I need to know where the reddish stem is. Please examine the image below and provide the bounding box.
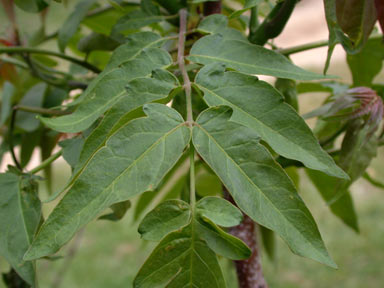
[225,188,268,288]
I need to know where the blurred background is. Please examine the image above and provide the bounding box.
[0,0,383,287]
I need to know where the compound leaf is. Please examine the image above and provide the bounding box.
[58,0,97,52]
[195,216,251,260]
[0,173,41,286]
[347,37,384,86]
[194,64,348,179]
[138,200,191,241]
[24,104,191,260]
[188,34,328,80]
[192,106,336,267]
[134,223,226,288]
[196,196,243,227]
[41,32,172,133]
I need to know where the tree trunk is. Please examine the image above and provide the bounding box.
[225,189,268,288]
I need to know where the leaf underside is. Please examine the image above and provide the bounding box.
[24,104,191,260]
[192,106,336,268]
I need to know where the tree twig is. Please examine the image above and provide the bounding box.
[224,188,268,288]
[0,47,101,73]
[15,105,71,116]
[177,9,193,124]
[9,108,22,171]
[29,150,63,175]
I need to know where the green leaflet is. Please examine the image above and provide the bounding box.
[335,0,377,46]
[195,166,222,197]
[192,106,336,267]
[71,69,180,183]
[99,200,132,221]
[196,196,243,227]
[58,0,97,52]
[195,216,251,260]
[188,34,328,80]
[0,173,41,286]
[197,14,246,41]
[194,64,348,179]
[135,197,251,287]
[16,83,46,132]
[24,104,191,260]
[347,37,384,86]
[134,223,226,288]
[105,32,166,70]
[40,32,172,133]
[138,200,191,241]
[323,0,361,72]
[59,136,85,168]
[133,152,190,221]
[78,33,120,53]
[229,0,262,18]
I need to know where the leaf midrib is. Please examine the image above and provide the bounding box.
[189,54,318,78]
[50,37,170,128]
[193,123,326,261]
[196,84,328,168]
[30,122,187,253]
[17,177,32,246]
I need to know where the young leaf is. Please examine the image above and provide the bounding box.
[134,223,226,288]
[192,106,336,267]
[195,216,251,260]
[16,83,46,132]
[24,104,191,260]
[72,69,180,181]
[194,64,348,179]
[195,167,222,197]
[336,0,377,46]
[78,32,120,53]
[197,14,246,41]
[59,136,85,169]
[58,0,97,52]
[133,152,189,221]
[138,200,191,241]
[41,32,172,133]
[188,34,328,80]
[99,200,131,221]
[196,196,243,227]
[347,37,384,86]
[229,0,262,18]
[323,0,363,72]
[0,173,41,286]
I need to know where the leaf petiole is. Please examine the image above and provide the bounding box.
[29,150,63,175]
